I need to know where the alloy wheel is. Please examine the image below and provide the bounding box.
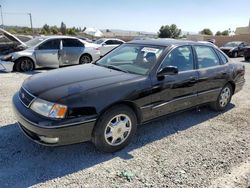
[219,87,231,107]
[20,59,34,72]
[80,55,91,64]
[104,114,132,146]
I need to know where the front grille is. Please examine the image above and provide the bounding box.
[19,87,35,107]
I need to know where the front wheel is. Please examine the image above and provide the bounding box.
[92,105,137,152]
[245,57,250,61]
[15,57,34,72]
[79,54,92,64]
[210,84,233,111]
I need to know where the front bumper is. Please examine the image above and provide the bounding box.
[0,60,14,72]
[12,92,97,146]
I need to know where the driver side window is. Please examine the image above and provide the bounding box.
[161,46,194,72]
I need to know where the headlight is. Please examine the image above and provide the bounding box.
[30,98,67,119]
[229,48,235,52]
[1,54,12,61]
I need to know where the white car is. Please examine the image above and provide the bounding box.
[0,34,101,72]
[94,38,124,56]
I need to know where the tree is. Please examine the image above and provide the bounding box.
[41,24,50,34]
[200,28,213,35]
[60,22,67,35]
[67,28,76,35]
[50,25,59,34]
[82,27,86,32]
[215,31,221,36]
[158,24,181,38]
[221,30,229,36]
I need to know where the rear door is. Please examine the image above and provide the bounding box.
[35,39,60,68]
[193,45,230,104]
[61,38,85,65]
[150,45,199,119]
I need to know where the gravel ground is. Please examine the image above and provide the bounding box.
[0,58,249,188]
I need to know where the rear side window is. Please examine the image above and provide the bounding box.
[112,40,123,45]
[216,50,228,64]
[105,40,113,45]
[194,46,220,68]
[38,39,60,50]
[63,39,84,47]
[161,45,194,72]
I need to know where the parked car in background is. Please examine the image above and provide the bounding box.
[13,39,245,152]
[243,45,250,61]
[1,36,100,72]
[220,41,249,58]
[94,38,124,56]
[77,36,92,43]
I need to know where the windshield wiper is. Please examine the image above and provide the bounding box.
[104,65,129,73]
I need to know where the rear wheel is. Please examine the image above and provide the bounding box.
[79,54,92,64]
[15,57,34,72]
[210,84,233,111]
[92,105,137,152]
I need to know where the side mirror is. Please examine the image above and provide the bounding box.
[157,66,178,77]
[102,43,106,46]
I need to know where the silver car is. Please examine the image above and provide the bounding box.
[1,35,100,72]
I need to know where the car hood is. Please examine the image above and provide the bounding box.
[0,28,27,47]
[23,64,141,102]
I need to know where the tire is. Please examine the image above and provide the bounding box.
[92,105,137,152]
[15,57,34,72]
[245,57,250,61]
[233,51,238,58]
[210,84,233,111]
[79,54,92,64]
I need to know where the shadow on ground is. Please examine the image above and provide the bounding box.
[0,104,234,187]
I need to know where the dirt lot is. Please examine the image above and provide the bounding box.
[0,58,249,188]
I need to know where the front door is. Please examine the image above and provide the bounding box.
[150,45,199,119]
[35,39,60,68]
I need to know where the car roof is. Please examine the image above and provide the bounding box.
[127,39,216,47]
[40,35,78,40]
[99,38,123,41]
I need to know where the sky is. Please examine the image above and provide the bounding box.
[0,0,249,34]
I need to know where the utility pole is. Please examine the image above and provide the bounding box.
[28,13,33,34]
[0,5,4,29]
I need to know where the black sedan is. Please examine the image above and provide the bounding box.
[13,39,245,152]
[220,41,249,58]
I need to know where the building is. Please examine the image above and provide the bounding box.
[235,19,250,35]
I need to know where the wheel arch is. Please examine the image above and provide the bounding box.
[97,100,143,125]
[227,81,235,94]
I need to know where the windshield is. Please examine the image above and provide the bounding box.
[224,42,241,47]
[25,37,46,47]
[94,39,104,44]
[96,44,165,75]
